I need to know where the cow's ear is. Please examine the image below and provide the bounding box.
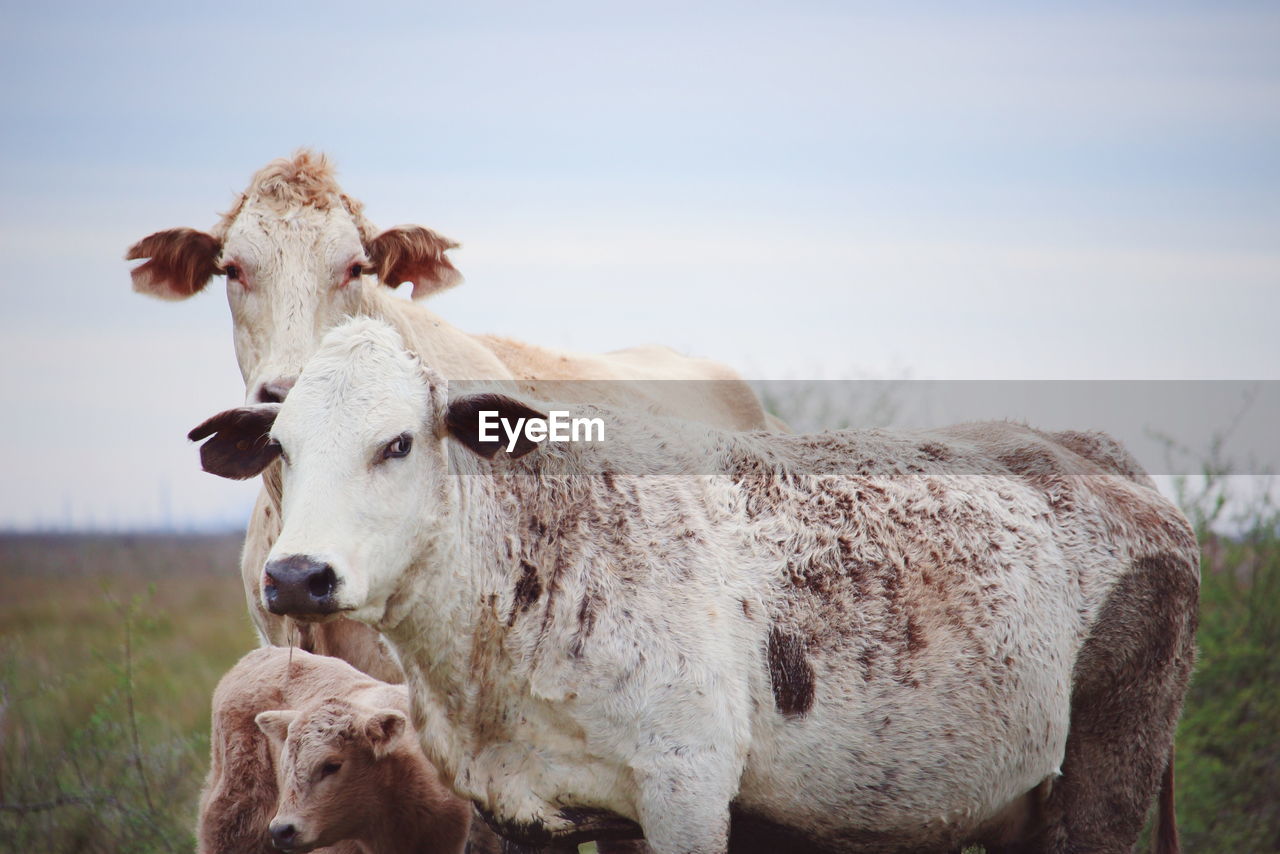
[367,225,462,299]
[444,393,547,459]
[255,710,298,747]
[362,709,407,759]
[188,404,282,479]
[126,228,221,300]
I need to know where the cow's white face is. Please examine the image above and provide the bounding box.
[220,203,371,405]
[265,320,449,626]
[126,151,462,406]
[188,317,547,628]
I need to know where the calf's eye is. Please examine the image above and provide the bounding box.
[382,434,412,460]
[224,264,241,280]
[349,263,364,279]
[319,761,342,778]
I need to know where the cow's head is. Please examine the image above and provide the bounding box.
[126,150,461,405]
[189,318,545,627]
[256,698,408,853]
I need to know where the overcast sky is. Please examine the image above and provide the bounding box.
[1,1,1277,529]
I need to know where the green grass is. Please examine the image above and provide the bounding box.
[1170,525,1280,852]
[0,533,257,853]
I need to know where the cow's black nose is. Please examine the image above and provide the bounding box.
[264,555,340,616]
[269,820,298,849]
[257,378,296,404]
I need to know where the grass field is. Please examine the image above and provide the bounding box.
[0,533,257,853]
[2,511,1277,852]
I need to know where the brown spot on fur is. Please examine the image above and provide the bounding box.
[509,561,542,626]
[569,592,599,658]
[998,446,1063,481]
[919,442,951,462]
[905,613,927,655]
[767,627,815,718]
[468,597,511,747]
[857,646,877,679]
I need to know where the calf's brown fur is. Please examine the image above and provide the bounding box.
[256,695,472,854]
[200,647,497,854]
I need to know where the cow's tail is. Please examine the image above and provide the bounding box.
[1154,754,1180,854]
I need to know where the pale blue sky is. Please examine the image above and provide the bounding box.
[1,1,1277,528]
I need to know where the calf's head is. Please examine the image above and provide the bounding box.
[127,150,461,404]
[255,698,408,853]
[189,318,545,626]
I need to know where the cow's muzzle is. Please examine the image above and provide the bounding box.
[264,555,341,617]
[269,817,311,852]
[256,376,297,404]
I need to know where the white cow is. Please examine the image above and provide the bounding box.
[192,318,1198,854]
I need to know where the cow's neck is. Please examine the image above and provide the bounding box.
[383,466,514,677]
[359,286,515,383]
[381,465,549,776]
[363,750,454,854]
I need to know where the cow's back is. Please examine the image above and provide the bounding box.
[719,425,1195,851]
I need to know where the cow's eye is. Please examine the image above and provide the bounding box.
[349,263,365,279]
[224,264,241,280]
[382,434,412,460]
[319,761,342,778]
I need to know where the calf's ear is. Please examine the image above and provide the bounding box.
[363,709,407,759]
[367,225,462,299]
[126,228,221,300]
[445,393,548,459]
[188,404,282,479]
[255,710,298,747]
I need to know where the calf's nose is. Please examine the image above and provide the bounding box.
[269,819,298,850]
[257,377,296,403]
[264,555,340,616]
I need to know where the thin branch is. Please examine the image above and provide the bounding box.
[123,613,156,815]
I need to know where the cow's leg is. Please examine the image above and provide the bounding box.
[632,762,734,854]
[1025,553,1198,853]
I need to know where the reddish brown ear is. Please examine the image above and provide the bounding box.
[126,228,221,300]
[188,404,282,480]
[367,225,462,299]
[445,393,548,459]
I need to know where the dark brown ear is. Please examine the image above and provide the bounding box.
[367,225,462,299]
[126,228,221,300]
[188,404,282,479]
[445,394,547,459]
